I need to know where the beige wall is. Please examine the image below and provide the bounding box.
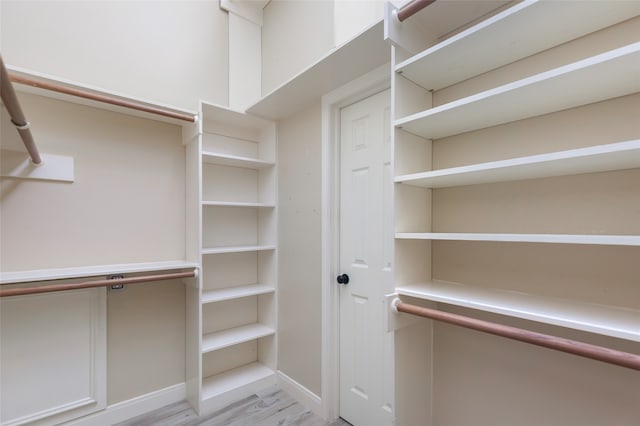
[0,0,228,110]
[277,102,323,396]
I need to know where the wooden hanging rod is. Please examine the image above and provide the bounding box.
[9,73,196,123]
[0,270,196,297]
[396,0,437,22]
[0,56,43,164]
[393,299,640,371]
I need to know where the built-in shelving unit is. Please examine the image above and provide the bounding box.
[388,1,640,423]
[184,102,277,415]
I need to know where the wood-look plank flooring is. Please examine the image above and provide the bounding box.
[115,386,351,426]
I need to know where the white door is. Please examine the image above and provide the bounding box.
[339,89,394,426]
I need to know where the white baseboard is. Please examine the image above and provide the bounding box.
[276,370,323,418]
[62,383,186,426]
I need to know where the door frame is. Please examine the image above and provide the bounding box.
[320,63,390,420]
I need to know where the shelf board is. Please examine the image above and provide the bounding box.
[202,201,275,208]
[396,0,640,91]
[7,65,196,126]
[201,101,273,130]
[202,151,275,169]
[202,285,275,304]
[395,42,640,139]
[395,140,640,188]
[202,245,276,255]
[246,21,388,120]
[202,323,275,354]
[202,362,275,401]
[396,281,640,342]
[396,233,640,246]
[0,260,199,285]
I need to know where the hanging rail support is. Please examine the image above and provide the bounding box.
[395,0,437,22]
[0,270,197,298]
[392,298,640,371]
[0,55,42,165]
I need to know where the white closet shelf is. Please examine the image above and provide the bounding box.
[202,151,275,169]
[202,201,275,208]
[395,42,640,139]
[202,362,276,402]
[396,281,640,342]
[395,0,640,91]
[202,245,276,255]
[396,233,640,246]
[202,323,275,354]
[395,140,640,188]
[0,260,199,285]
[202,285,275,304]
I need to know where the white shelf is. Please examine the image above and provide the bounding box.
[202,362,275,401]
[395,43,640,139]
[396,233,640,246]
[396,281,640,342]
[395,0,640,91]
[202,323,275,354]
[202,245,276,255]
[202,201,275,208]
[0,260,199,285]
[202,151,275,169]
[247,21,388,120]
[202,285,275,304]
[395,140,640,188]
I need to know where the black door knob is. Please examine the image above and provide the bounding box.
[337,274,349,285]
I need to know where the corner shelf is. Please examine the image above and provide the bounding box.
[396,281,640,342]
[395,140,640,188]
[395,42,640,139]
[396,233,640,246]
[202,323,275,354]
[202,285,275,304]
[395,0,640,91]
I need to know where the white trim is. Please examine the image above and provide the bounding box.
[320,63,391,421]
[277,371,323,417]
[62,383,186,426]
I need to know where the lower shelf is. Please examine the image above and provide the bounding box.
[202,362,275,401]
[202,284,275,304]
[202,323,275,353]
[396,281,640,342]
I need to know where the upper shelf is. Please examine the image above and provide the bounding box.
[395,140,640,188]
[396,281,640,342]
[7,65,197,126]
[247,21,389,120]
[395,0,640,91]
[0,260,199,285]
[202,151,275,169]
[396,233,640,246]
[395,42,640,139]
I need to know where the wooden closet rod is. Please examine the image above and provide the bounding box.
[0,270,196,298]
[8,73,196,123]
[0,55,43,164]
[393,300,640,371]
[396,0,437,22]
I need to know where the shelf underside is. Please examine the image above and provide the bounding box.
[202,285,275,304]
[201,362,275,401]
[395,140,640,188]
[396,281,640,342]
[202,323,275,354]
[396,233,640,246]
[396,43,640,139]
[396,0,640,91]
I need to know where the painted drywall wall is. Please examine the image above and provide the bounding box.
[334,0,384,47]
[0,0,228,110]
[261,0,334,96]
[277,102,322,396]
[1,93,187,405]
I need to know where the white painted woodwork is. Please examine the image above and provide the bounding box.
[396,233,640,246]
[339,90,393,426]
[202,285,275,304]
[248,22,389,120]
[395,140,640,188]
[201,362,275,402]
[396,43,640,139]
[202,324,275,353]
[202,201,275,208]
[0,289,106,426]
[395,0,640,91]
[201,152,275,169]
[228,12,261,110]
[0,150,74,182]
[202,245,276,255]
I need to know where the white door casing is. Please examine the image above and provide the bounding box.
[339,89,393,426]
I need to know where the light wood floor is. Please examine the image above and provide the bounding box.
[115,386,351,426]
